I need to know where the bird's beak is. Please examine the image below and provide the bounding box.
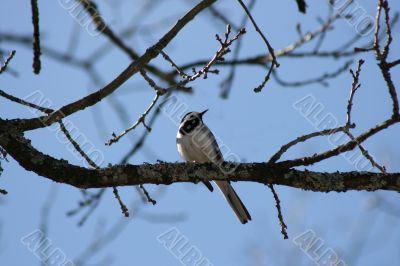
[200,109,208,117]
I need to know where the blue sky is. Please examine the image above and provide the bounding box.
[1,0,400,265]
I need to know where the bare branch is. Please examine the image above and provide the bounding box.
[374,0,399,117]
[0,50,16,74]
[106,88,162,145]
[272,60,353,88]
[235,0,279,92]
[346,59,364,127]
[278,117,399,169]
[164,25,246,92]
[387,59,400,68]
[343,129,386,173]
[2,126,400,193]
[112,187,129,217]
[268,126,352,164]
[159,50,189,78]
[30,0,41,74]
[10,0,217,131]
[267,184,288,239]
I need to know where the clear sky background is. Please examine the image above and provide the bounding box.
[1,0,400,265]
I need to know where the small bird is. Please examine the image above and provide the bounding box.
[176,109,251,224]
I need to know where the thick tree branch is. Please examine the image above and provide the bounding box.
[1,126,400,193]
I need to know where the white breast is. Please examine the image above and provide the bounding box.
[176,125,222,163]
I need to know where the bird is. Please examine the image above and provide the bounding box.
[176,109,251,224]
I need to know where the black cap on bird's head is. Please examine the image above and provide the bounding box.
[180,109,208,123]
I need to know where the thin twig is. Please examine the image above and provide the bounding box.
[66,188,106,226]
[373,0,383,56]
[159,50,188,78]
[168,25,246,92]
[139,185,157,205]
[39,185,58,266]
[267,184,288,239]
[235,0,279,92]
[106,87,163,145]
[30,0,41,74]
[344,129,386,173]
[0,50,16,74]
[346,59,364,127]
[381,0,392,60]
[272,60,353,88]
[0,89,52,113]
[269,126,352,163]
[235,0,278,65]
[113,187,130,217]
[59,121,98,168]
[344,59,386,172]
[374,0,399,117]
[76,189,105,226]
[387,59,400,68]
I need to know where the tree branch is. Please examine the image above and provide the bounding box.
[1,126,400,193]
[10,0,216,132]
[30,0,41,74]
[0,50,16,74]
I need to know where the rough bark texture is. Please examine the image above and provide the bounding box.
[1,127,399,192]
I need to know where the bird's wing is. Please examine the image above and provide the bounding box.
[197,125,224,164]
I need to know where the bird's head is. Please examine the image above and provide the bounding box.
[180,109,208,124]
[179,109,208,134]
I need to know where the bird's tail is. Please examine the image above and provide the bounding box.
[214,180,251,224]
